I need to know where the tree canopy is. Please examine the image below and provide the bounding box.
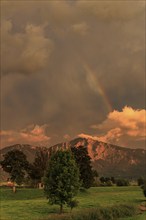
[71,146,94,188]
[1,149,29,185]
[44,150,80,213]
[28,147,49,185]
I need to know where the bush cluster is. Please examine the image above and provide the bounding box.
[92,177,115,187]
[94,177,130,187]
[141,180,146,197]
[116,179,129,186]
[137,177,144,186]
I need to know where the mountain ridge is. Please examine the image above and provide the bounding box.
[0,137,146,180]
[50,137,146,178]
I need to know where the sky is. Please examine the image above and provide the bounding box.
[0,0,146,149]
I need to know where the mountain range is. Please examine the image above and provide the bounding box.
[0,137,146,181]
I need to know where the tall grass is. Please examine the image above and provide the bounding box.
[46,204,137,220]
[1,186,144,220]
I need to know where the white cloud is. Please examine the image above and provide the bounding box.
[63,134,71,140]
[85,106,145,148]
[1,1,145,149]
[0,124,50,148]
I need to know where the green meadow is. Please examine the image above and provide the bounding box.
[0,186,146,220]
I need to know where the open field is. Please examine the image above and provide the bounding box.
[0,186,146,220]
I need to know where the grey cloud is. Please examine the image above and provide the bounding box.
[1,20,53,75]
[2,1,144,25]
[1,1,145,148]
[76,0,145,21]
[71,22,88,35]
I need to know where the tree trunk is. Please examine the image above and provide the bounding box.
[60,204,63,214]
[12,182,16,193]
[38,182,42,189]
[12,185,16,193]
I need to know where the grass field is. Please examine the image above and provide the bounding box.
[0,186,146,220]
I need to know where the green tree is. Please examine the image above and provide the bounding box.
[27,164,42,187]
[141,180,146,197]
[137,177,144,186]
[111,177,116,184]
[44,150,80,214]
[100,176,106,183]
[0,150,29,191]
[28,147,49,186]
[71,146,94,188]
[92,169,99,179]
[116,178,129,186]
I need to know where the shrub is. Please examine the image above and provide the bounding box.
[116,179,129,186]
[106,180,113,186]
[142,180,146,197]
[137,177,144,186]
[92,180,101,187]
[98,177,114,187]
[67,199,79,212]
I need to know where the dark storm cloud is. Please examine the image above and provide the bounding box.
[1,0,145,148]
[1,20,53,75]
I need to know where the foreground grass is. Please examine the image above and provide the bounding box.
[0,186,145,220]
[120,212,146,220]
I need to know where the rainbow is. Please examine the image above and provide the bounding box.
[83,63,113,113]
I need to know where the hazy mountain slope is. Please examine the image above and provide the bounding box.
[0,144,37,163]
[51,137,146,178]
[0,144,37,182]
[0,138,146,181]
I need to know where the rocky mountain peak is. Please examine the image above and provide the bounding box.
[1,137,146,179]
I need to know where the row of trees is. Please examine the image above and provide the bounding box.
[1,146,96,213]
[99,176,130,186]
[1,146,146,213]
[0,146,96,189]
